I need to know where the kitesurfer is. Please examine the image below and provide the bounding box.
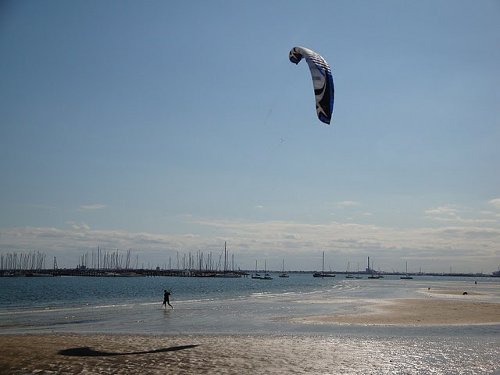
[163,290,173,309]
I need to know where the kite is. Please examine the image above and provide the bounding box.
[289,46,334,124]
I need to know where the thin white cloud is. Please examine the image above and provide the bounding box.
[425,204,499,225]
[79,204,107,211]
[425,205,458,217]
[67,221,91,231]
[428,216,496,224]
[336,200,360,207]
[488,198,500,210]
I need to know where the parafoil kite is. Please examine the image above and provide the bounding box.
[289,46,334,124]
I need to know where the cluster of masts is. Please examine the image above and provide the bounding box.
[1,248,495,277]
[76,242,241,274]
[77,248,137,270]
[0,244,241,274]
[0,243,247,277]
[0,251,46,271]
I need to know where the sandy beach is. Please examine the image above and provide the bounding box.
[294,298,500,326]
[1,330,499,375]
[1,293,499,374]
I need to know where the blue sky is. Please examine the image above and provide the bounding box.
[1,0,499,273]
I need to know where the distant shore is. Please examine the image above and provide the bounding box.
[1,269,498,277]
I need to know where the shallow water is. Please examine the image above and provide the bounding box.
[1,274,498,335]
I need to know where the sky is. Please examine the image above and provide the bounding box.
[1,0,499,273]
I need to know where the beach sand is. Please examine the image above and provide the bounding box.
[1,294,499,374]
[1,331,499,375]
[294,298,500,325]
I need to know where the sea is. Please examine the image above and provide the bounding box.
[1,274,499,374]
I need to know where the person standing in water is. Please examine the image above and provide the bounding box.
[163,290,173,309]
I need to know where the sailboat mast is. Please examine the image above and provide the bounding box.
[224,241,227,273]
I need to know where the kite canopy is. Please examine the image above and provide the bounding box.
[289,46,334,124]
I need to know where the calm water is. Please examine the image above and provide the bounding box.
[0,274,498,335]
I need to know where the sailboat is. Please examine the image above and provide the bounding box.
[279,259,289,278]
[215,242,241,277]
[355,262,363,279]
[367,256,381,279]
[262,260,273,280]
[251,260,262,279]
[313,251,335,278]
[400,261,413,279]
[345,261,354,279]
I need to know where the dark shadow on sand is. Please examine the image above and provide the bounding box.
[58,344,199,357]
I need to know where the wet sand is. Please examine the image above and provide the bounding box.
[295,298,500,325]
[285,286,499,326]
[1,332,499,374]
